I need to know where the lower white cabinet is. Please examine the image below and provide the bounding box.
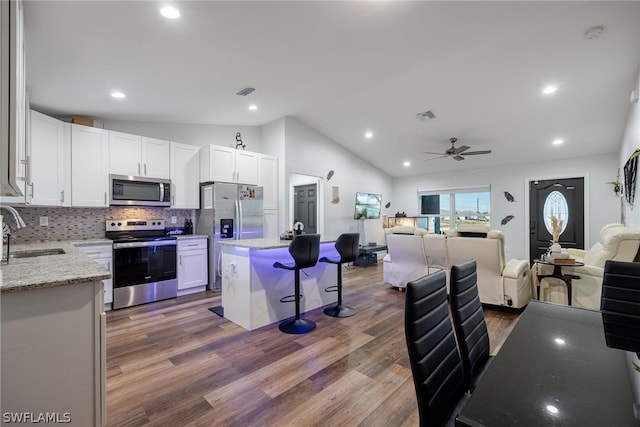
[76,243,113,309]
[177,238,208,294]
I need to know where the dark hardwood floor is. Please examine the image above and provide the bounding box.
[106,263,520,427]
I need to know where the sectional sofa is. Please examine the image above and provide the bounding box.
[382,224,531,309]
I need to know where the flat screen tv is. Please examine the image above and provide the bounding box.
[354,192,382,220]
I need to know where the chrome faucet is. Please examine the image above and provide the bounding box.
[1,206,26,230]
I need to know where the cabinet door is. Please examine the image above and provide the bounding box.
[29,111,66,206]
[141,136,170,178]
[201,145,235,183]
[258,154,277,210]
[178,249,208,290]
[71,125,109,207]
[94,257,113,305]
[109,131,142,176]
[235,150,258,185]
[263,209,279,239]
[171,142,199,209]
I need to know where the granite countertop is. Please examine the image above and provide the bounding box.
[175,234,208,240]
[218,236,337,250]
[1,240,112,294]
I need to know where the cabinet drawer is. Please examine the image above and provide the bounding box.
[178,239,207,251]
[76,244,112,259]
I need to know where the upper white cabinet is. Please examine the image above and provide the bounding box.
[258,154,277,210]
[109,131,170,179]
[200,145,258,185]
[71,124,109,207]
[28,110,70,206]
[171,142,199,209]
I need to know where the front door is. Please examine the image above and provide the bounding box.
[529,177,585,265]
[294,184,317,234]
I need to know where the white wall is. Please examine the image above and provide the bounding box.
[101,119,262,151]
[619,67,640,229]
[282,117,393,244]
[392,153,619,261]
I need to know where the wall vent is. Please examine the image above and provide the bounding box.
[236,86,256,96]
[416,110,435,121]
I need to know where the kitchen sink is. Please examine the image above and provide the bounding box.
[9,248,66,258]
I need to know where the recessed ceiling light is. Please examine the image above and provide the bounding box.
[552,138,564,145]
[160,6,180,19]
[403,161,411,167]
[546,405,559,415]
[543,85,557,95]
[111,91,126,99]
[364,131,373,139]
[248,105,258,111]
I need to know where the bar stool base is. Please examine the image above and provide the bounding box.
[324,305,355,318]
[279,318,316,334]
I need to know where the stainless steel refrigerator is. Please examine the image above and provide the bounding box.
[196,182,263,296]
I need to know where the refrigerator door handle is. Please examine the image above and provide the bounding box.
[237,199,244,239]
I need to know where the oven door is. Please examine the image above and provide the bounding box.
[112,240,177,288]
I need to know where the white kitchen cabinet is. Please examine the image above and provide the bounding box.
[109,132,170,178]
[263,209,279,239]
[28,110,70,206]
[258,153,277,210]
[77,243,113,309]
[177,238,208,295]
[170,142,199,209]
[71,124,109,207]
[200,144,258,185]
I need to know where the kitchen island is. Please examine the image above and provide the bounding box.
[218,237,340,331]
[1,240,109,426]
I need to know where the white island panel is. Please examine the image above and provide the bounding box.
[220,239,340,330]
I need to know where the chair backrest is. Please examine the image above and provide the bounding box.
[583,225,640,267]
[449,260,490,391]
[405,270,466,427]
[600,260,640,354]
[289,234,321,269]
[385,233,427,264]
[422,233,449,270]
[334,233,360,263]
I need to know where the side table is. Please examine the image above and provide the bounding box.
[533,259,584,306]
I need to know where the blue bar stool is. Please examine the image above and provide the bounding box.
[319,233,360,317]
[273,234,321,334]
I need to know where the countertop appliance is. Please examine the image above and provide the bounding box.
[196,182,263,309]
[106,219,177,309]
[109,174,171,207]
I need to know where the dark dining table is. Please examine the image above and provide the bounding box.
[455,300,639,426]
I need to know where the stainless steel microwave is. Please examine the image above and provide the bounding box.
[110,174,171,207]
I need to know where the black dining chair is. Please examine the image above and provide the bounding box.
[273,234,321,334]
[600,260,640,357]
[405,270,467,427]
[449,259,492,392]
[319,233,360,317]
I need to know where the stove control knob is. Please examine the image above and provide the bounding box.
[152,221,156,225]
[117,222,122,226]
[110,222,116,227]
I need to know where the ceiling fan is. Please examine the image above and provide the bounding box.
[424,137,492,161]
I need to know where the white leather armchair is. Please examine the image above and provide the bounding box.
[383,226,429,288]
[446,225,531,309]
[535,223,640,310]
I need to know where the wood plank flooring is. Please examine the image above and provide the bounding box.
[106,263,520,427]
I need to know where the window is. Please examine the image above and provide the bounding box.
[418,186,491,233]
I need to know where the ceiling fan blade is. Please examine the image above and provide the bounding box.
[462,150,492,156]
[453,155,465,161]
[454,145,470,154]
[424,155,448,161]
[423,151,446,155]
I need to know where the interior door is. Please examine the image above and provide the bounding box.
[294,184,317,234]
[529,177,584,264]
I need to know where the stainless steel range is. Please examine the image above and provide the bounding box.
[106,219,177,309]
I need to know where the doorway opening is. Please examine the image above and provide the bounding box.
[289,173,323,236]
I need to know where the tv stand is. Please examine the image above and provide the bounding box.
[353,244,387,267]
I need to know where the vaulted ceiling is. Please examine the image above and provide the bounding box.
[24,1,640,177]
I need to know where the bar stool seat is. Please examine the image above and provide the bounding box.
[273,234,321,334]
[319,233,360,317]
